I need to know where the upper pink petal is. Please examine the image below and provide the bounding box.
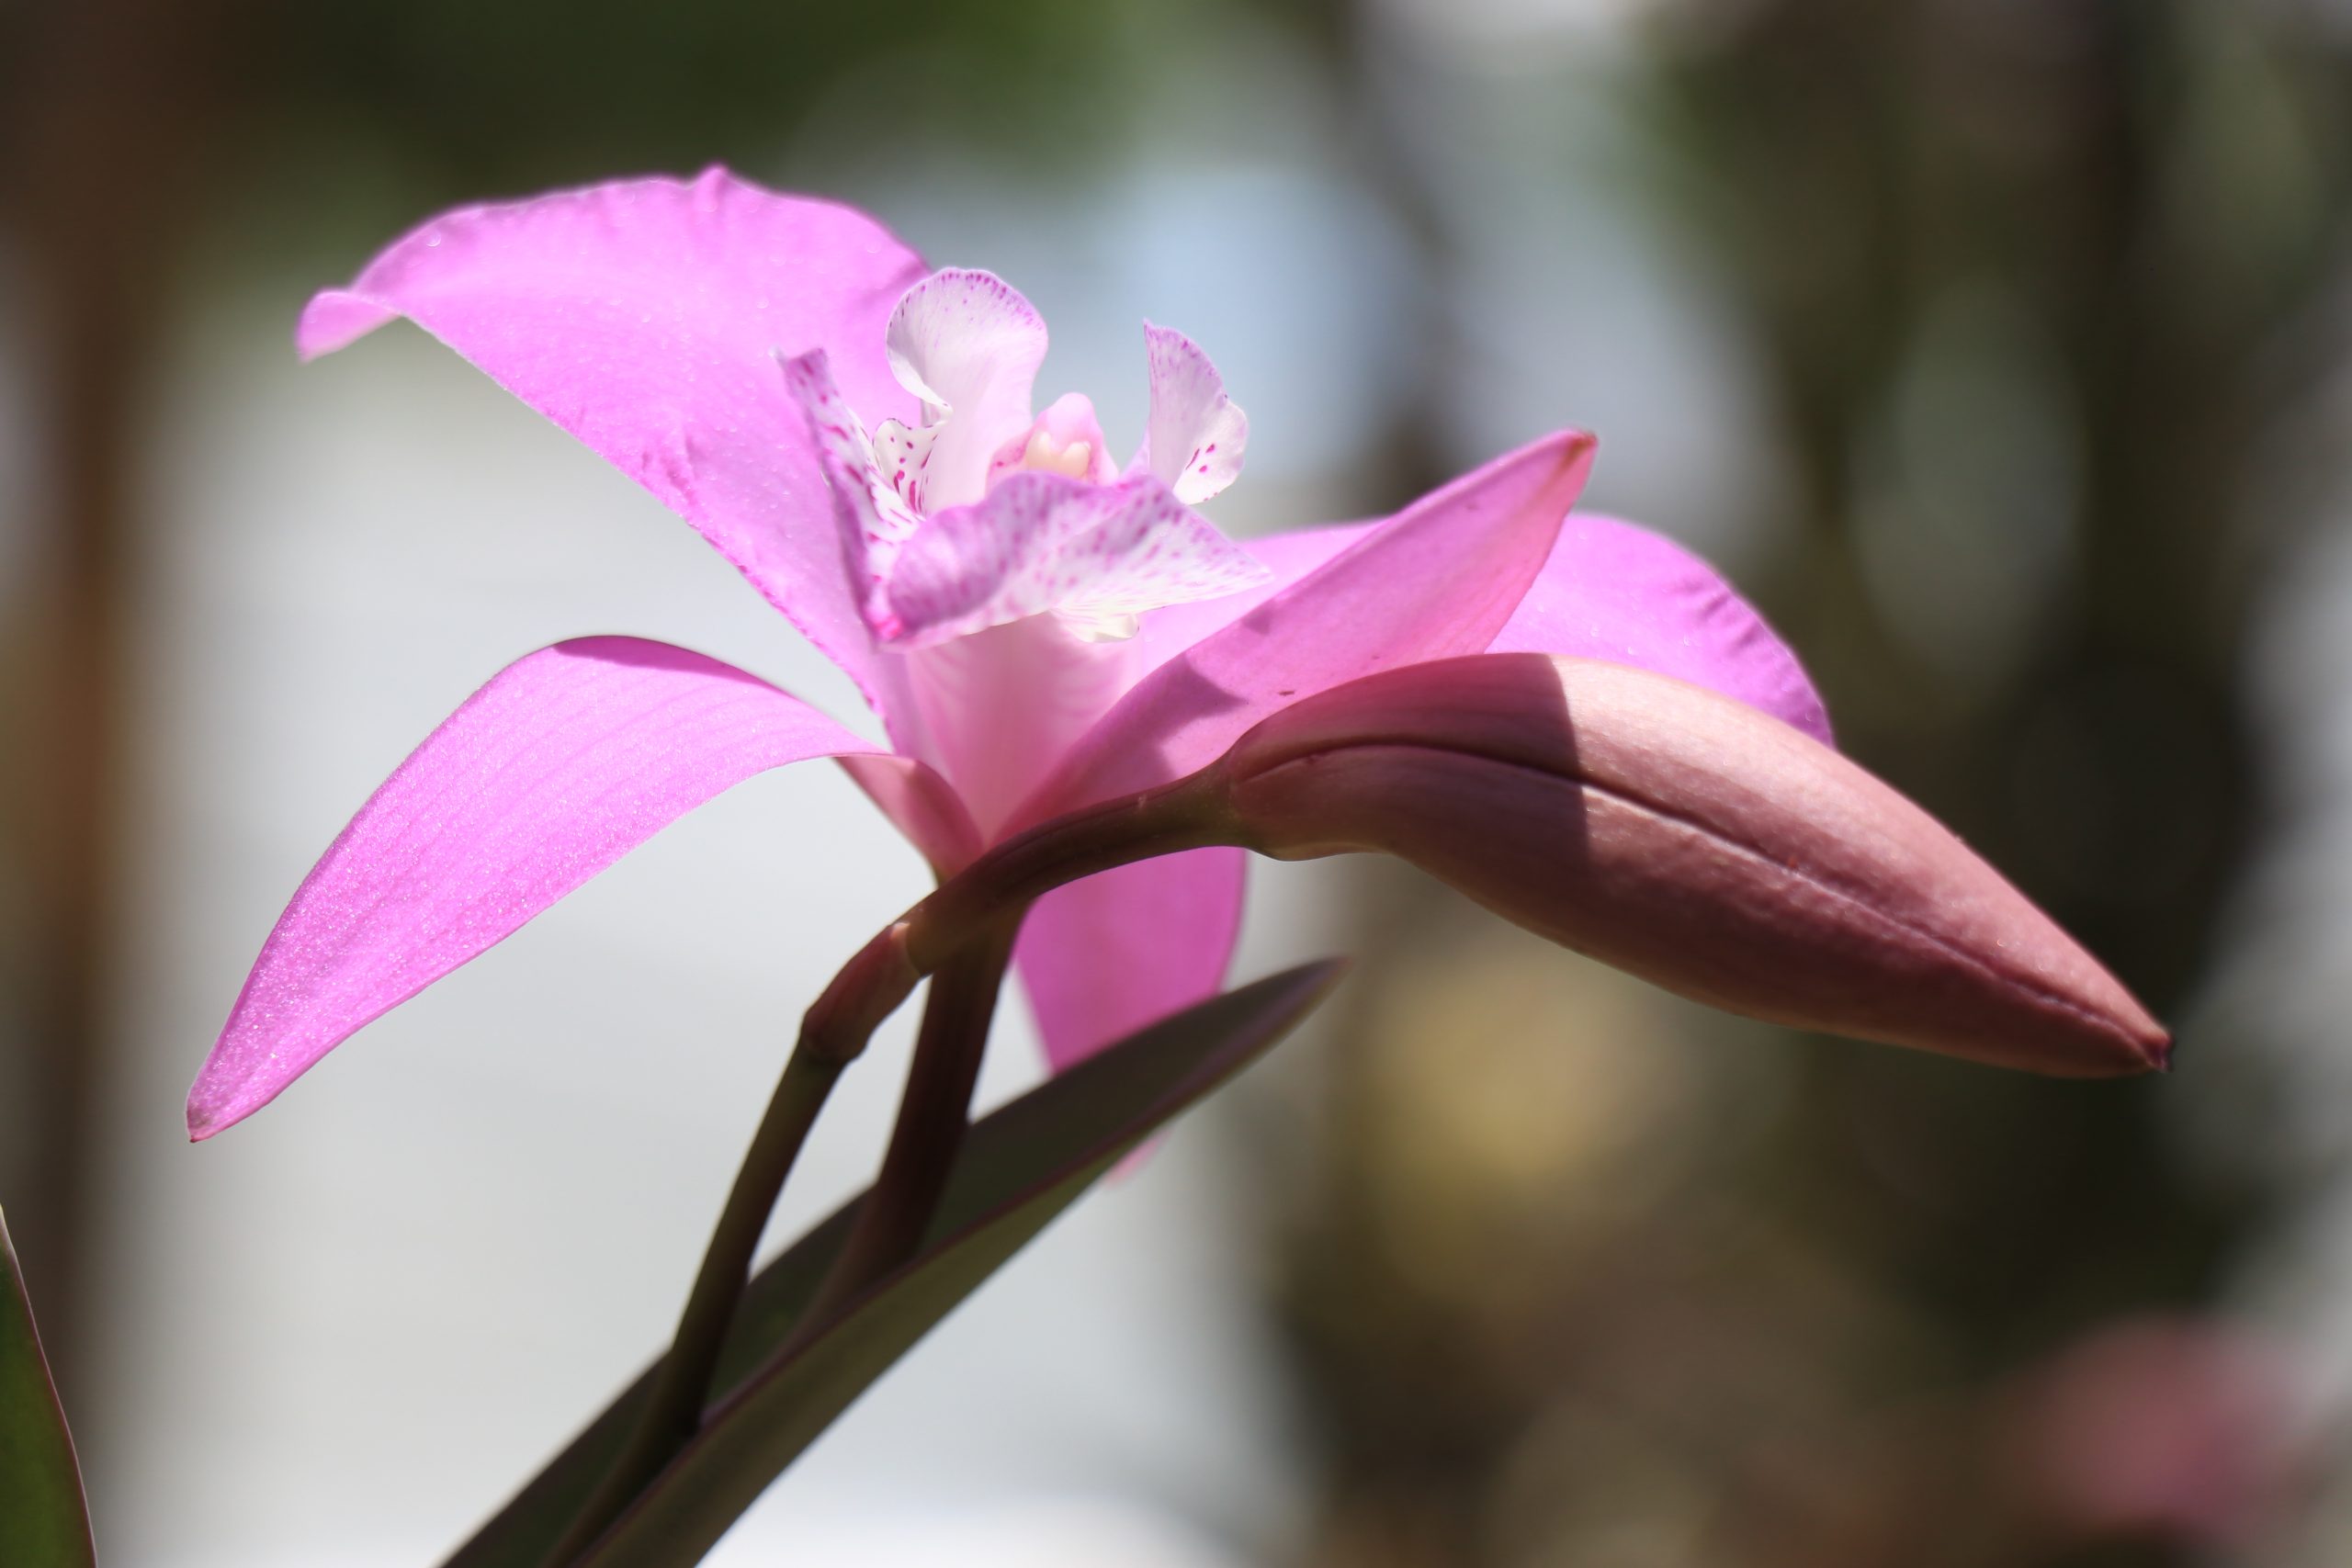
[296,169,926,714]
[1132,512,1828,744]
[1015,848,1247,1072]
[1133,323,1248,505]
[1013,430,1596,825]
[187,637,971,1139]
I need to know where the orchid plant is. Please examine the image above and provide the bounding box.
[0,169,2167,1568]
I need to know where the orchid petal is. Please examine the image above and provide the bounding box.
[900,615,1144,840]
[779,348,922,636]
[873,418,939,510]
[1134,511,1827,743]
[1489,514,1830,744]
[1134,324,1248,504]
[1015,849,1248,1072]
[1222,654,2167,1077]
[836,754,983,876]
[189,637,973,1139]
[1017,430,1596,824]
[884,268,1049,511]
[1127,520,1365,673]
[878,472,1270,649]
[296,169,925,712]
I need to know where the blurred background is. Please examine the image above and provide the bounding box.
[4,0,2348,1562]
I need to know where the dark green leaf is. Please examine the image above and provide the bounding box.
[446,961,1343,1568]
[1,1208,96,1568]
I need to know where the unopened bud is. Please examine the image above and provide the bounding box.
[1217,654,2167,1077]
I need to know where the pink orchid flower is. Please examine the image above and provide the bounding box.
[187,167,1846,1138]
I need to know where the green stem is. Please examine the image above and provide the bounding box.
[541,1044,843,1567]
[793,920,1020,1335]
[536,774,1228,1564]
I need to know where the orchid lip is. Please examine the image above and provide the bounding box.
[782,297,1268,662]
[781,282,1272,847]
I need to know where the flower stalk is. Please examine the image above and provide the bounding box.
[544,1045,846,1566]
[796,773,1244,1065]
[535,784,1222,1564]
[794,922,1021,1334]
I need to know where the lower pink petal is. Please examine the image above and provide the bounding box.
[188,637,969,1139]
[1014,848,1247,1072]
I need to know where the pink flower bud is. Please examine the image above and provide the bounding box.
[1218,654,2168,1077]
